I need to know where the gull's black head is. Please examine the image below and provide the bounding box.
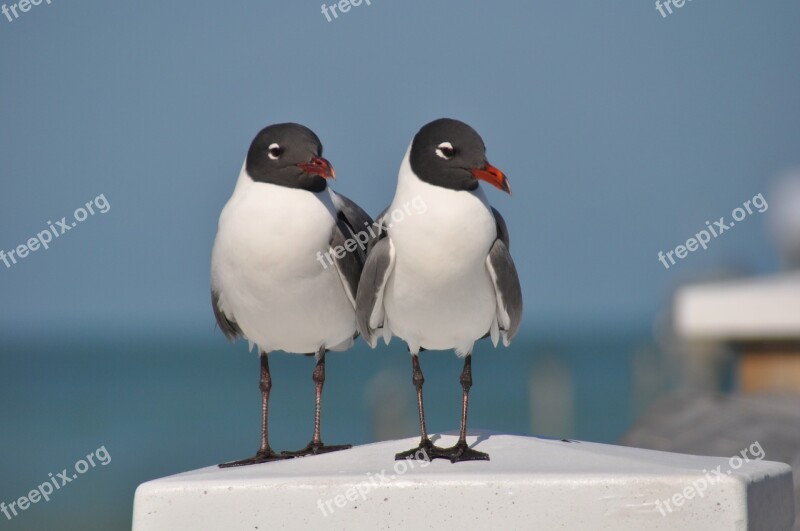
[409,118,510,194]
[245,123,335,193]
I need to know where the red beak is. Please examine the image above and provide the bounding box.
[471,161,510,194]
[297,156,336,180]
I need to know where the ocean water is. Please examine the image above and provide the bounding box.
[0,327,654,530]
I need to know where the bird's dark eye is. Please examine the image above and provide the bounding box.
[436,142,455,160]
[267,143,283,160]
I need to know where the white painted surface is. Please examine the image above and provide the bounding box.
[675,273,800,340]
[132,432,794,530]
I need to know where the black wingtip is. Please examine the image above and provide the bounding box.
[211,290,242,341]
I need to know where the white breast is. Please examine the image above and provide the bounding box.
[383,147,498,356]
[211,167,356,354]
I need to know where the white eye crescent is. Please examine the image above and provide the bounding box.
[268,143,282,160]
[436,142,455,160]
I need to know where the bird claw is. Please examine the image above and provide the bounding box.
[394,438,449,461]
[281,442,352,458]
[218,449,292,468]
[437,440,490,463]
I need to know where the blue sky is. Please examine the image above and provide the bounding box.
[1,1,798,336]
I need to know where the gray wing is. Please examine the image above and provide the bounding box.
[366,207,390,255]
[330,190,374,264]
[330,218,366,307]
[486,209,522,346]
[355,236,395,347]
[331,190,372,229]
[328,191,375,308]
[211,289,242,341]
[492,207,510,249]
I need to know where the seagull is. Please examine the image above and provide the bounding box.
[211,123,372,467]
[356,118,523,463]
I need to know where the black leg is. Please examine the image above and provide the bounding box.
[282,349,351,458]
[439,355,489,463]
[395,354,447,461]
[220,352,290,467]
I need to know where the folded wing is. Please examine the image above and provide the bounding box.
[355,209,395,347]
[486,209,522,346]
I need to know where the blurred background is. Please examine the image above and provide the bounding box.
[1,1,799,529]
